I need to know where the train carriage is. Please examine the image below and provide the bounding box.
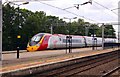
[27,33,117,52]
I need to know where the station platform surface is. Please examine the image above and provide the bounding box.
[2,47,101,60]
[1,47,120,74]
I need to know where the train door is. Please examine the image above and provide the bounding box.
[83,36,87,47]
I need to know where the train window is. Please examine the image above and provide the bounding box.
[72,39,81,43]
[63,39,66,42]
[62,39,81,43]
[31,36,36,41]
[31,35,42,42]
[31,36,41,42]
[63,39,69,43]
[62,39,82,43]
[29,34,44,46]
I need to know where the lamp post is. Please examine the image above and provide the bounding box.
[64,17,77,53]
[9,2,29,59]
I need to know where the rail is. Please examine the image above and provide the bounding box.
[26,50,119,77]
[101,66,120,77]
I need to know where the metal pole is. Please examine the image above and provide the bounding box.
[92,27,95,50]
[66,36,67,54]
[118,1,120,43]
[69,19,71,53]
[7,2,29,59]
[50,25,53,34]
[118,32,120,43]
[85,26,89,36]
[0,1,2,61]
[118,32,120,48]
[102,24,105,50]
[63,17,77,53]
[17,5,20,59]
[96,38,97,50]
[70,36,72,52]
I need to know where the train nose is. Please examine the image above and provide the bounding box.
[27,45,39,52]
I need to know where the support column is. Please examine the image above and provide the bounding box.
[118,1,120,43]
[0,1,2,55]
[50,25,53,34]
[0,1,2,75]
[102,24,104,50]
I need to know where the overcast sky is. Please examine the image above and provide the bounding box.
[3,0,120,36]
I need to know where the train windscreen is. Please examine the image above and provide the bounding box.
[29,34,44,46]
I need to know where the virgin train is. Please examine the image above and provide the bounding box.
[27,33,117,52]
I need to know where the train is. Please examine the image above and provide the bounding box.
[26,33,117,52]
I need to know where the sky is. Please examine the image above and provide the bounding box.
[2,0,120,37]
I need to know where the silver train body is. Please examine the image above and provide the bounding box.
[26,33,117,51]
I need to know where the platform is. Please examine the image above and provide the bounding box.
[2,47,101,60]
[1,47,120,75]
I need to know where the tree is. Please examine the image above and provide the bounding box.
[3,4,18,50]
[2,4,116,51]
[88,24,100,36]
[104,25,116,38]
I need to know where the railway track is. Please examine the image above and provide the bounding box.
[101,66,120,77]
[27,50,120,77]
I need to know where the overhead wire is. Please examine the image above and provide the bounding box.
[39,1,98,23]
[91,2,117,22]
[111,8,120,11]
[91,1,118,37]
[93,0,118,16]
[5,0,117,24]
[62,6,75,10]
